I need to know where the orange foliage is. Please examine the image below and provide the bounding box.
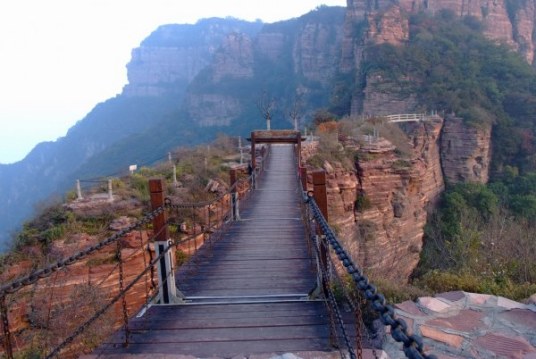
[316,121,339,134]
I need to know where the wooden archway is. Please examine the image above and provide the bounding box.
[248,130,304,169]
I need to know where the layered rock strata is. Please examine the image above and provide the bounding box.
[309,119,444,281]
[440,116,492,184]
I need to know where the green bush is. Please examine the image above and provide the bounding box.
[416,271,536,301]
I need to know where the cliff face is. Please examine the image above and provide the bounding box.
[184,7,346,129]
[123,20,263,97]
[440,116,492,184]
[317,119,444,281]
[343,0,536,71]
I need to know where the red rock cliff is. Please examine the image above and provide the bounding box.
[308,119,444,281]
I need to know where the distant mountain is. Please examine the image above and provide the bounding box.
[0,9,346,249]
[0,17,265,249]
[7,0,535,251]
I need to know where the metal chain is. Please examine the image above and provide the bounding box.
[45,243,170,358]
[139,229,150,307]
[148,244,156,291]
[355,292,364,359]
[0,206,165,297]
[311,234,356,359]
[1,295,13,359]
[327,255,364,359]
[306,196,437,359]
[116,241,130,347]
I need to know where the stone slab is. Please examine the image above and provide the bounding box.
[466,293,494,306]
[420,325,464,349]
[497,296,529,310]
[475,333,536,359]
[418,297,452,313]
[395,300,426,316]
[435,291,466,302]
[426,309,485,333]
[498,308,536,329]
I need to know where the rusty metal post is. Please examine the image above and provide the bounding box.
[312,170,330,302]
[229,168,240,221]
[312,170,328,222]
[149,179,169,242]
[300,167,308,192]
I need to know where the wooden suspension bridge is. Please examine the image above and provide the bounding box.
[0,130,435,359]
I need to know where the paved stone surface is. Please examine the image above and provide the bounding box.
[384,291,536,358]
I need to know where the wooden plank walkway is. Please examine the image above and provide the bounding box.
[90,144,335,357]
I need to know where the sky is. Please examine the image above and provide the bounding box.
[0,0,347,164]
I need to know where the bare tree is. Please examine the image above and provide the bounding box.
[288,94,303,131]
[256,91,275,130]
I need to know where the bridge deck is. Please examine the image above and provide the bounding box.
[91,144,334,357]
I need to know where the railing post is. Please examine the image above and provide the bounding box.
[313,171,329,222]
[250,131,256,170]
[296,132,302,169]
[108,179,113,201]
[229,168,240,221]
[76,179,83,200]
[300,167,308,192]
[149,179,180,304]
[173,165,178,187]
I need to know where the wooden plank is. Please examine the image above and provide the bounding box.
[128,315,328,330]
[108,324,330,343]
[93,338,329,357]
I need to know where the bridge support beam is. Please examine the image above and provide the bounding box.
[149,179,183,304]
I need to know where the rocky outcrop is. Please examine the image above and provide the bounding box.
[367,5,409,45]
[314,119,444,282]
[361,73,418,115]
[186,93,242,127]
[123,20,263,97]
[440,116,492,184]
[292,21,345,84]
[124,46,208,97]
[212,33,255,83]
[0,231,156,351]
[343,0,536,67]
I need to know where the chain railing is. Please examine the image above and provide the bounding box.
[0,205,166,358]
[304,194,438,359]
[298,168,360,359]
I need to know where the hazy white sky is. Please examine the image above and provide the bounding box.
[0,0,346,164]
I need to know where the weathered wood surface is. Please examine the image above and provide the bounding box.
[91,144,335,357]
